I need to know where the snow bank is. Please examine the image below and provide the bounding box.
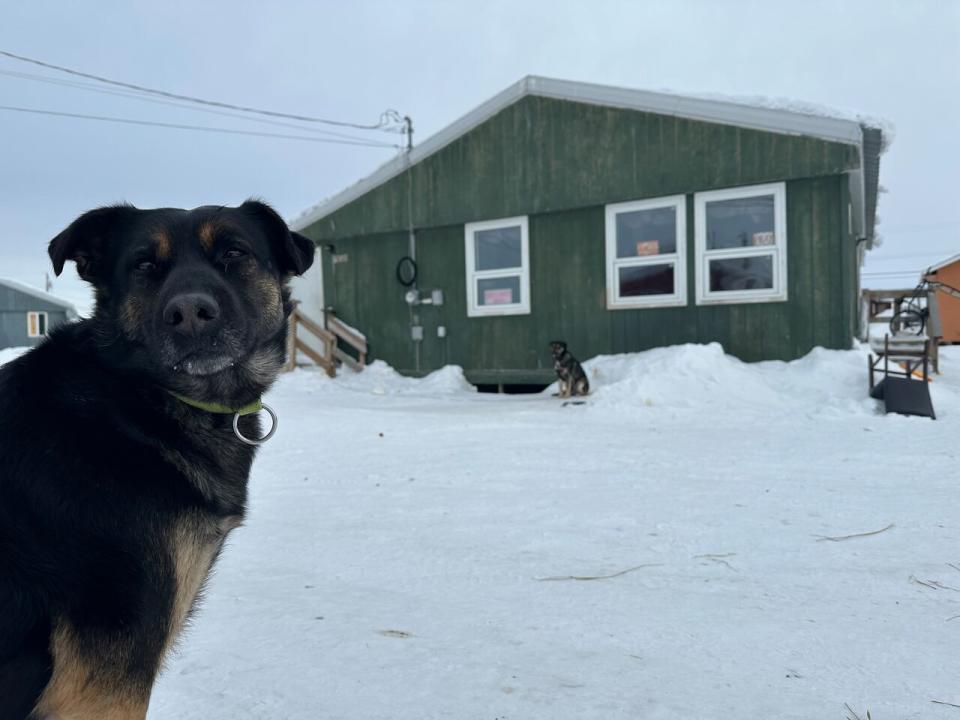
[574,341,960,419]
[553,342,881,417]
[284,342,960,419]
[304,360,475,396]
[580,342,781,410]
[0,347,29,367]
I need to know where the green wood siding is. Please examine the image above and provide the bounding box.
[325,175,855,381]
[305,96,859,243]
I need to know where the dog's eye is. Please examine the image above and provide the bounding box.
[135,260,157,274]
[222,247,246,260]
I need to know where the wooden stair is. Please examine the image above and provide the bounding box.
[284,305,367,377]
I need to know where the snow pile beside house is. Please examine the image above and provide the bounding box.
[546,342,881,416]
[580,342,783,411]
[310,342,960,419]
[315,359,475,396]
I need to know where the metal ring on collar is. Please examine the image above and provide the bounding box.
[232,403,278,445]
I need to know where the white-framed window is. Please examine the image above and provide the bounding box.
[604,195,687,309]
[695,182,788,305]
[27,311,48,338]
[464,216,530,317]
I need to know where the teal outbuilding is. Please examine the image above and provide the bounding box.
[0,277,78,350]
[292,77,884,386]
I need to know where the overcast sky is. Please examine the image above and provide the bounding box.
[1,0,957,312]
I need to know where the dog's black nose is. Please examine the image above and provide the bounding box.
[163,293,220,336]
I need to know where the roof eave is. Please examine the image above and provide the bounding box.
[0,277,79,314]
[926,252,960,274]
[291,75,871,233]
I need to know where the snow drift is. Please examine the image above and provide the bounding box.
[576,343,881,417]
[307,360,475,397]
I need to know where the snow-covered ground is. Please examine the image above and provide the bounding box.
[146,343,960,720]
[5,343,959,718]
[0,346,29,366]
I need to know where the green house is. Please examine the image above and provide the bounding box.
[291,76,884,387]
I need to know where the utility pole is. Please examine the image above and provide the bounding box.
[403,115,413,152]
[403,114,415,261]
[402,114,420,371]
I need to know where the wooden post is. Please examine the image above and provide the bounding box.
[284,303,300,372]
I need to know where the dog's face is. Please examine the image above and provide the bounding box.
[549,340,567,358]
[49,200,314,397]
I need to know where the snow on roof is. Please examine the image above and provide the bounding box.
[676,90,894,151]
[291,75,890,233]
[0,277,79,319]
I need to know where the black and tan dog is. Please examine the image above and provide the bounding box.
[549,340,589,398]
[0,201,313,720]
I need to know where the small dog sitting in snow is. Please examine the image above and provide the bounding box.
[549,340,589,398]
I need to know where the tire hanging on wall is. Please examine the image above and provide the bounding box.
[396,256,418,287]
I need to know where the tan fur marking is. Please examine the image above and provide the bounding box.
[152,230,171,261]
[119,295,144,335]
[34,622,149,720]
[197,221,219,251]
[162,513,242,659]
[36,514,242,719]
[254,274,284,327]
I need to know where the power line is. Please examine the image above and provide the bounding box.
[861,271,925,278]
[0,68,399,144]
[864,251,957,262]
[862,268,924,274]
[0,48,405,132]
[878,220,960,232]
[0,105,400,147]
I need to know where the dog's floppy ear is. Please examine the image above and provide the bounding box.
[241,200,315,276]
[48,205,134,281]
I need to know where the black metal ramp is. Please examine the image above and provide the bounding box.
[872,376,936,419]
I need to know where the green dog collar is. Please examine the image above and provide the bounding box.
[166,390,277,445]
[167,391,263,416]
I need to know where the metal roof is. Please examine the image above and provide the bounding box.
[0,277,79,319]
[291,75,883,242]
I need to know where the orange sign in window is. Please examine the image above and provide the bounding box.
[636,240,661,256]
[27,312,47,338]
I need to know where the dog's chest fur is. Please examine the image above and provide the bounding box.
[159,421,254,647]
[166,511,243,653]
[34,463,247,720]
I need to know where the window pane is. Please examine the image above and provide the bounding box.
[27,313,37,336]
[616,206,677,258]
[705,194,775,250]
[477,276,521,306]
[709,256,774,292]
[38,314,47,335]
[475,226,522,270]
[618,264,675,297]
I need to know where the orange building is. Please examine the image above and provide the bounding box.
[925,254,960,343]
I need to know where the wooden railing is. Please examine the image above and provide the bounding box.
[284,305,367,376]
[323,310,368,372]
